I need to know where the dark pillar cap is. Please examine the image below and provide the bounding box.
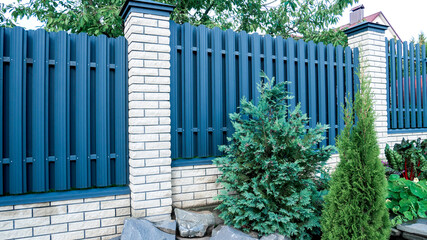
[120,0,175,21]
[344,21,388,37]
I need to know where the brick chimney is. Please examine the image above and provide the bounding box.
[350,5,365,25]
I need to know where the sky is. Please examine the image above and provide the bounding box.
[334,0,427,41]
[1,0,426,42]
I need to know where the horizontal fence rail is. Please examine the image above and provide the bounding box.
[0,27,128,195]
[386,39,427,131]
[170,21,359,163]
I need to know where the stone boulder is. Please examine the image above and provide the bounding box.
[121,218,175,240]
[397,219,427,238]
[175,208,216,237]
[154,219,176,235]
[210,225,257,240]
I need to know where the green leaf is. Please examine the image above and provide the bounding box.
[389,174,400,181]
[418,209,427,218]
[410,185,427,198]
[399,198,410,207]
[403,211,414,220]
[400,191,409,199]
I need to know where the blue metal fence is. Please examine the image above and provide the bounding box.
[386,39,427,132]
[170,22,360,165]
[0,27,128,195]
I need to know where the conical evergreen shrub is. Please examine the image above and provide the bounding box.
[321,59,390,239]
[214,75,334,239]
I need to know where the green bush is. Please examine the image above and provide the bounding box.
[214,76,334,239]
[385,138,427,180]
[321,63,390,239]
[386,174,427,226]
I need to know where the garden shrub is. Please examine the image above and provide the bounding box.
[385,138,427,180]
[214,76,334,239]
[386,174,427,226]
[321,63,390,240]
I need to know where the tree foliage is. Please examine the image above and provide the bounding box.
[1,0,125,38]
[321,57,390,240]
[214,75,334,239]
[1,0,355,45]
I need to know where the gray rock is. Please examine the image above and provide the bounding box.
[154,220,176,235]
[210,225,257,240]
[397,219,427,237]
[177,237,210,240]
[402,232,427,240]
[260,233,289,240]
[110,237,121,240]
[391,228,402,237]
[121,218,175,240]
[175,208,216,237]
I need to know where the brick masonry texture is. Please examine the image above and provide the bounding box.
[125,11,172,220]
[388,132,427,146]
[0,194,130,240]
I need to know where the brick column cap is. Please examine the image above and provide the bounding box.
[120,0,175,21]
[344,21,388,37]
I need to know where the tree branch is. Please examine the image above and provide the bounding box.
[200,0,215,22]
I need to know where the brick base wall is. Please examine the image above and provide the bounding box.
[387,132,427,146]
[0,194,130,240]
[172,165,221,209]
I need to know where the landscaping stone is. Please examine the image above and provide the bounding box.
[154,219,176,235]
[177,237,210,240]
[175,208,216,237]
[260,233,289,240]
[402,232,427,240]
[210,225,257,240]
[397,219,427,237]
[121,218,175,240]
[391,228,402,237]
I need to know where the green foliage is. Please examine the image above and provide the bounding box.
[385,138,427,180]
[214,75,334,239]
[2,0,356,45]
[321,59,390,240]
[384,144,404,176]
[0,4,14,28]
[386,175,427,226]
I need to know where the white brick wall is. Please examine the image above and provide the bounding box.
[125,11,172,220]
[0,194,130,240]
[388,132,427,146]
[348,30,388,159]
[172,165,222,208]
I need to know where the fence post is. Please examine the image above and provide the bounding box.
[120,0,175,220]
[344,22,389,158]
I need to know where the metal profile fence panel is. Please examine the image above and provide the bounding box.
[0,27,128,195]
[170,21,359,163]
[386,39,427,131]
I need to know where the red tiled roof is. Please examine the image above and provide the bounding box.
[340,11,382,30]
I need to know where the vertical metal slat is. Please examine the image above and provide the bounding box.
[95,35,109,187]
[198,25,208,157]
[10,27,25,194]
[327,44,336,146]
[307,41,316,128]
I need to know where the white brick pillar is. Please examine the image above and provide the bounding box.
[120,0,175,220]
[344,22,389,158]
